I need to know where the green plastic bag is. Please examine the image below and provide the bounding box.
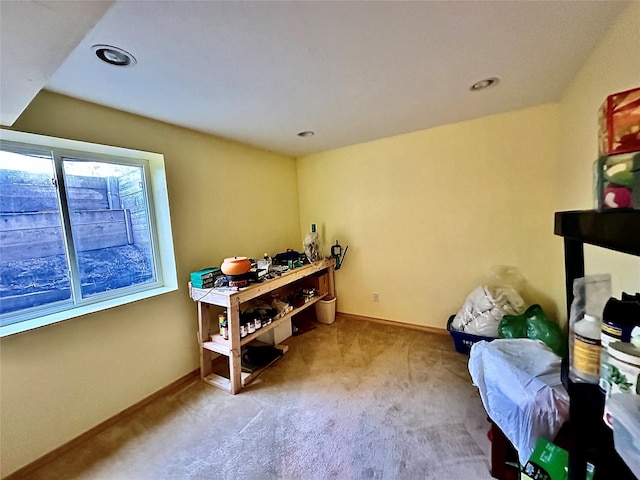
[498,304,568,358]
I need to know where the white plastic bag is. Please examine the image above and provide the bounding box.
[468,339,570,465]
[303,224,322,263]
[452,285,525,337]
[451,266,526,337]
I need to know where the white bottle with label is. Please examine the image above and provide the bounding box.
[570,314,602,384]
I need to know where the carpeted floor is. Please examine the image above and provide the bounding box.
[21,315,493,480]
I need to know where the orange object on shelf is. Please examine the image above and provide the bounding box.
[220,256,251,276]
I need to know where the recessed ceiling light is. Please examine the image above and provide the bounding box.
[92,44,137,67]
[470,77,500,91]
[297,131,315,138]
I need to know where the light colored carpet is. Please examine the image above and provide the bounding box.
[21,315,493,480]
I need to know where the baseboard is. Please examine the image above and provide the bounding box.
[337,311,448,335]
[3,369,199,480]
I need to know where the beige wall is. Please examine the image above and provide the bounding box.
[296,2,639,329]
[297,104,562,328]
[556,1,640,299]
[0,92,301,477]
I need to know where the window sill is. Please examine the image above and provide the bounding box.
[0,284,177,337]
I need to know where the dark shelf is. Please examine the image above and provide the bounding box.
[554,210,640,256]
[554,209,639,480]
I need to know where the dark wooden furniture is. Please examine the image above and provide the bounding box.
[554,209,640,480]
[490,423,519,480]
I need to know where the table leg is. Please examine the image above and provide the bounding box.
[198,302,212,381]
[228,302,242,394]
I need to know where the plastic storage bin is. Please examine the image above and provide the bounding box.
[447,315,495,355]
[607,393,640,477]
[257,319,292,345]
[594,152,640,210]
[315,296,336,324]
[598,87,640,157]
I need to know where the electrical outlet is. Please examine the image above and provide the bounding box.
[373,293,380,302]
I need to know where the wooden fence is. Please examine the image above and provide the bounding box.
[0,170,146,261]
[0,210,132,261]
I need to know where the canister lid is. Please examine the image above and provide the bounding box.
[609,341,640,364]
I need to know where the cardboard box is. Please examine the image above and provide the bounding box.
[598,87,640,157]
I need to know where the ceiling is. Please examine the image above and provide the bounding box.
[0,1,628,157]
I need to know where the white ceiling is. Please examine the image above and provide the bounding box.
[0,0,112,126]
[1,0,628,157]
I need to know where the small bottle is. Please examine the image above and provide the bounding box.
[255,316,262,330]
[571,314,602,383]
[218,311,226,332]
[240,319,247,338]
[221,319,229,340]
[247,319,255,334]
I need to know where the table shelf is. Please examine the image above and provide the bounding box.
[202,292,328,354]
[191,258,336,394]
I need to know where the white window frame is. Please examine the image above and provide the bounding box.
[0,129,177,337]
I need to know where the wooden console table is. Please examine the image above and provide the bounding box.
[189,258,335,394]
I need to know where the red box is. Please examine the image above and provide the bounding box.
[598,87,640,156]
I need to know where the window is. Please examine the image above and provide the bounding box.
[0,129,177,336]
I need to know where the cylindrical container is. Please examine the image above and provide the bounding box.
[601,297,640,349]
[602,321,635,349]
[571,314,602,383]
[601,341,640,428]
[221,256,251,276]
[220,319,229,340]
[315,296,337,325]
[240,320,247,338]
[218,311,227,332]
[599,297,640,392]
